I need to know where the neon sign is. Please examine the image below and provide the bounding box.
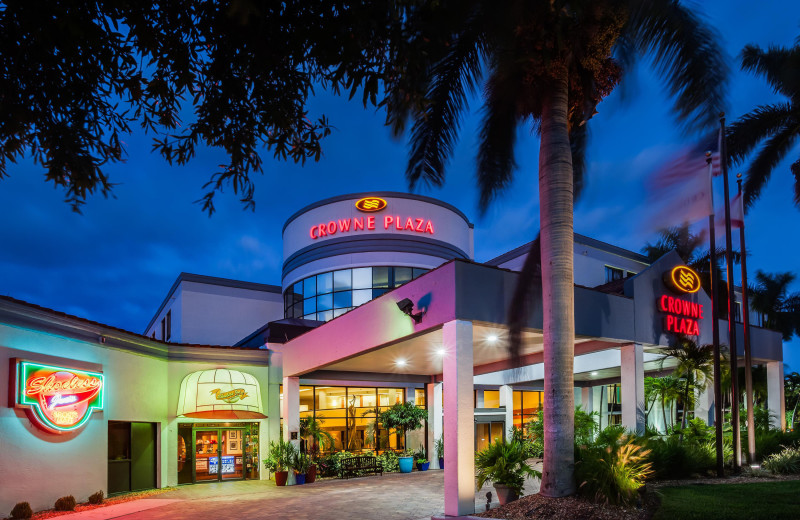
[658,295,702,335]
[355,197,387,212]
[14,360,104,433]
[210,388,249,404]
[664,265,701,294]
[309,215,435,240]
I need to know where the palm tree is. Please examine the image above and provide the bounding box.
[641,224,739,318]
[648,375,682,433]
[384,1,727,497]
[749,270,800,341]
[784,372,800,430]
[663,336,715,434]
[299,416,335,457]
[727,38,800,210]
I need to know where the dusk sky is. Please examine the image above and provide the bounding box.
[1,2,799,370]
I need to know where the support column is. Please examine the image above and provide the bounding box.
[443,320,474,517]
[427,382,444,469]
[620,344,645,435]
[767,361,786,430]
[266,351,282,480]
[694,386,715,426]
[499,385,514,439]
[282,376,300,448]
[581,387,592,414]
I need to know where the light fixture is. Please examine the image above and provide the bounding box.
[591,371,598,376]
[435,348,446,356]
[487,334,498,343]
[396,298,424,324]
[395,359,407,367]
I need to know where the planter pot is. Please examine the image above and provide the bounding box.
[306,464,317,484]
[294,472,306,485]
[438,457,444,470]
[398,456,414,473]
[274,470,288,486]
[493,484,519,506]
[416,462,430,471]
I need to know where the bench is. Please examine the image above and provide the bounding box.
[339,455,383,479]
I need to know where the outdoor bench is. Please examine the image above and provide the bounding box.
[339,455,383,479]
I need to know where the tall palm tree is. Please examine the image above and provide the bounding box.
[648,375,682,433]
[750,270,800,341]
[663,336,715,433]
[641,224,739,318]
[727,37,800,210]
[384,0,727,497]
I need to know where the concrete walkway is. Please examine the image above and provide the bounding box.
[84,469,540,520]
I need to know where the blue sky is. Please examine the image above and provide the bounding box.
[1,2,799,370]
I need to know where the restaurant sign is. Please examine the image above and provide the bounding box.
[12,360,104,433]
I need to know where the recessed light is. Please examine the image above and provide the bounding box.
[435,348,446,356]
[487,334,498,343]
[395,359,407,367]
[591,371,598,376]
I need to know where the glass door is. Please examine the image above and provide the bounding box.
[192,428,246,482]
[177,427,193,485]
[220,429,245,480]
[194,430,220,482]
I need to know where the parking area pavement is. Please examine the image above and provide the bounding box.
[108,468,541,520]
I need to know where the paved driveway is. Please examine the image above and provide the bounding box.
[115,469,541,520]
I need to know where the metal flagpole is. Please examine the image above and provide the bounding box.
[707,151,725,477]
[720,113,741,472]
[738,174,756,465]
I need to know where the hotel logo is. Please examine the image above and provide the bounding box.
[355,197,387,212]
[665,265,701,294]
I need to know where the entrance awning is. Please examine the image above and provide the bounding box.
[177,369,266,419]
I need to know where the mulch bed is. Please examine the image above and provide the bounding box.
[14,488,174,520]
[473,473,800,520]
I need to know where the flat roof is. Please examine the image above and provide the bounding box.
[485,232,650,266]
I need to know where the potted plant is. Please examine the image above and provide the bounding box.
[293,451,310,485]
[415,458,430,471]
[378,402,427,474]
[475,439,540,505]
[435,436,444,469]
[266,439,296,486]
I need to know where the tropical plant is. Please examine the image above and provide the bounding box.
[749,271,800,341]
[475,439,540,498]
[377,450,400,473]
[293,451,311,474]
[785,372,800,430]
[526,407,598,453]
[300,416,335,456]
[384,0,727,497]
[726,37,800,210]
[663,336,715,433]
[647,376,682,433]
[575,435,652,506]
[378,402,427,451]
[645,435,716,479]
[267,439,297,472]
[435,436,445,460]
[763,444,800,474]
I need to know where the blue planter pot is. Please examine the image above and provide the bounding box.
[416,462,430,471]
[398,456,414,473]
[294,472,306,485]
[438,457,444,470]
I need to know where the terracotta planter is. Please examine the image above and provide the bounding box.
[274,470,289,486]
[493,484,519,505]
[306,464,317,483]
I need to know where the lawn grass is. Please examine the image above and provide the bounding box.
[654,480,800,520]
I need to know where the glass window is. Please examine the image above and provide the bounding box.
[299,386,314,413]
[378,388,404,407]
[316,387,346,410]
[604,266,624,283]
[317,310,333,322]
[352,268,372,289]
[483,390,500,408]
[352,289,372,307]
[333,308,349,318]
[412,268,428,279]
[414,388,426,407]
[348,388,377,410]
[394,267,413,286]
[293,280,303,296]
[333,270,351,291]
[304,297,316,316]
[373,267,390,288]
[333,291,352,309]
[317,272,333,294]
[372,288,387,299]
[303,276,317,298]
[291,302,303,319]
[317,292,333,311]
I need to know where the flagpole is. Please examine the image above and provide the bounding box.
[720,113,741,472]
[738,173,756,465]
[707,152,725,478]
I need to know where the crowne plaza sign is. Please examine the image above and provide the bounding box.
[308,196,435,240]
[657,265,704,336]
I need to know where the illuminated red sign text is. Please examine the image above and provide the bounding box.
[658,295,703,336]
[310,215,435,240]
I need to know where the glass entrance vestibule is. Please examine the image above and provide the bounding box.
[177,423,260,484]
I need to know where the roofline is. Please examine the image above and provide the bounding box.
[144,272,281,333]
[282,191,474,234]
[485,233,650,266]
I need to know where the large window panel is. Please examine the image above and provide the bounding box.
[394,267,412,286]
[352,268,372,289]
[303,296,316,316]
[317,292,333,311]
[372,267,390,288]
[352,289,372,307]
[333,269,352,291]
[317,272,333,294]
[333,291,352,309]
[303,276,317,298]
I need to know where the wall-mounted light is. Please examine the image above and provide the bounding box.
[396,298,424,324]
[591,371,598,376]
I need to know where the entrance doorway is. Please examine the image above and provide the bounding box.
[475,421,505,452]
[178,423,260,484]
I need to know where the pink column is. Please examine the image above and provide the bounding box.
[443,320,474,516]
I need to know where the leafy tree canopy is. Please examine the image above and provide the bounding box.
[0,0,402,213]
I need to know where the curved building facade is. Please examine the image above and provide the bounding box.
[281,192,474,321]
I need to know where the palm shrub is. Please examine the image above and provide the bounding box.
[763,445,800,474]
[752,428,800,460]
[526,407,598,457]
[267,439,297,472]
[646,436,715,479]
[475,439,540,498]
[300,416,335,456]
[575,434,652,506]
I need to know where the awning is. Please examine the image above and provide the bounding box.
[177,369,266,419]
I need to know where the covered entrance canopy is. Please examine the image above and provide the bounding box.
[177,369,266,420]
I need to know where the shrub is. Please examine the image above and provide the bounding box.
[575,436,652,506]
[54,496,76,511]
[88,490,104,504]
[646,436,715,479]
[750,429,800,460]
[475,439,540,497]
[10,502,33,519]
[377,450,400,473]
[763,445,800,474]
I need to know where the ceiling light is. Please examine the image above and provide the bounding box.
[435,348,446,356]
[395,359,407,367]
[487,334,498,343]
[591,371,598,376]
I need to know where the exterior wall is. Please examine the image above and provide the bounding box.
[0,322,169,514]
